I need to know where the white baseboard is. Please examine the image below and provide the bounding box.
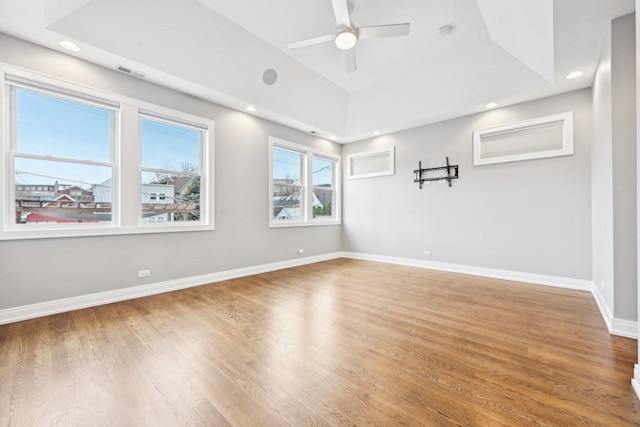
[632,365,640,401]
[591,283,638,339]
[611,318,639,339]
[3,251,637,341]
[340,252,592,291]
[0,252,342,325]
[591,284,614,331]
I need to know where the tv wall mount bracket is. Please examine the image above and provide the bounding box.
[414,157,459,189]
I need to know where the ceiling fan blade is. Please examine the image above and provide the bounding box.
[358,23,410,40]
[331,0,351,27]
[342,48,357,73]
[287,34,335,50]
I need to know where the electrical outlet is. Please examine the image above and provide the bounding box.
[423,250,432,256]
[138,269,151,278]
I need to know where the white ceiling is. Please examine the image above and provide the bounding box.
[0,0,634,142]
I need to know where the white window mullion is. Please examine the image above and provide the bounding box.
[305,153,312,222]
[13,153,113,168]
[140,166,199,177]
[118,103,139,227]
[1,76,9,231]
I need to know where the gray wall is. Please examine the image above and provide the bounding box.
[342,89,593,280]
[0,34,342,310]
[592,25,616,312]
[592,13,637,322]
[612,14,637,321]
[635,0,640,368]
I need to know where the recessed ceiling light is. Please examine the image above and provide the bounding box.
[486,102,499,109]
[245,105,257,112]
[565,71,584,80]
[329,136,336,140]
[373,131,381,136]
[59,40,80,52]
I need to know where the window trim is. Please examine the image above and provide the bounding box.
[269,137,341,228]
[0,64,215,240]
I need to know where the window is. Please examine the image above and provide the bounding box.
[148,192,167,201]
[140,113,205,224]
[473,112,573,165]
[347,147,395,179]
[1,66,214,240]
[8,79,115,227]
[269,137,340,227]
[312,156,336,219]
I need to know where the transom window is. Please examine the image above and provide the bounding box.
[1,66,214,240]
[269,137,340,227]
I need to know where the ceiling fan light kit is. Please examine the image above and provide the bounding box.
[335,28,357,50]
[287,0,410,72]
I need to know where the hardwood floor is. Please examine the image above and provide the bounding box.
[1,258,639,426]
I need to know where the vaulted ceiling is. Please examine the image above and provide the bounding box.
[0,0,634,142]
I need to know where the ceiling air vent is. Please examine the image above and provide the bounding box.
[116,65,145,79]
[473,112,573,166]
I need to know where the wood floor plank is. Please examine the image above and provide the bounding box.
[1,258,640,426]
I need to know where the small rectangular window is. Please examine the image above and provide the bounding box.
[347,147,395,179]
[473,112,573,165]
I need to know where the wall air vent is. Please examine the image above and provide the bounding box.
[116,65,145,79]
[473,112,573,166]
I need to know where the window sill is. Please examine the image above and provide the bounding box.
[0,223,215,241]
[269,220,341,229]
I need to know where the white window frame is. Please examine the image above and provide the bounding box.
[138,109,208,227]
[0,64,215,240]
[472,112,573,166]
[269,137,341,228]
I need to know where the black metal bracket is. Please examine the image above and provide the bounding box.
[413,157,459,189]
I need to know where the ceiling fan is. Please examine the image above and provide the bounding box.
[286,0,410,73]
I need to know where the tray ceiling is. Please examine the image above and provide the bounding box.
[0,0,634,142]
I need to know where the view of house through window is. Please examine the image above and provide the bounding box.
[3,69,214,239]
[312,156,335,219]
[139,115,204,223]
[272,147,304,221]
[270,138,340,226]
[11,84,115,225]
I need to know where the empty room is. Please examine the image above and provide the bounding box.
[2,0,640,425]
